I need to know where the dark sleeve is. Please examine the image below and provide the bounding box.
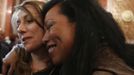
[0,58,2,73]
[93,69,117,75]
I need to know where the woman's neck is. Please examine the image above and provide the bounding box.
[30,46,50,73]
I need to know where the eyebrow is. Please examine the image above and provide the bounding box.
[24,14,32,20]
[45,19,56,23]
[20,6,44,29]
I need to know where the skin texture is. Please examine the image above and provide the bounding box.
[2,2,50,75]
[43,4,75,64]
[2,45,18,75]
[16,4,49,73]
[17,5,44,52]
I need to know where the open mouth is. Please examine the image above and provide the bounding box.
[47,44,57,53]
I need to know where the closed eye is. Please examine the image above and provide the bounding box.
[25,15,34,24]
[45,20,55,31]
[16,20,21,28]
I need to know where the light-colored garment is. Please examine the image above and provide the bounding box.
[93,47,134,75]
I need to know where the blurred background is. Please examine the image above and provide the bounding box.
[0,0,134,44]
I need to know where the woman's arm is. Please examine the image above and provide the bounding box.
[93,70,114,75]
[2,45,18,75]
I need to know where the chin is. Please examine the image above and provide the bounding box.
[52,57,60,65]
[24,45,34,53]
[24,48,32,53]
[24,45,36,52]
[52,56,64,65]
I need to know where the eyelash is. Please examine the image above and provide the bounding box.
[16,19,34,27]
[27,18,34,23]
[46,22,54,31]
[48,24,53,29]
[16,20,20,28]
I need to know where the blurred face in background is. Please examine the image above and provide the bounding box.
[13,4,44,52]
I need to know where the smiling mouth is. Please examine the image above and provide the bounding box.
[47,44,57,53]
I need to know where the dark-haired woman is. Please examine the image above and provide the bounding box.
[42,0,134,75]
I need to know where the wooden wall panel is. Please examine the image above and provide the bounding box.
[5,0,14,38]
[0,0,6,34]
[107,0,134,44]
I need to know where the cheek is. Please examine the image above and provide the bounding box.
[36,32,44,41]
[53,48,72,64]
[26,29,44,51]
[53,36,74,64]
[62,28,75,50]
[59,26,75,59]
[63,39,74,56]
[33,31,44,47]
[61,23,75,46]
[50,25,75,64]
[34,27,44,40]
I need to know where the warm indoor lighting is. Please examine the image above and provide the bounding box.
[121,10,134,22]
[7,9,12,14]
[116,0,122,1]
[44,0,50,2]
[0,28,2,31]
[38,0,50,2]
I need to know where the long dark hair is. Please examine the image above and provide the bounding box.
[42,0,126,75]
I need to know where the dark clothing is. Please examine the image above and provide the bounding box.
[0,60,1,73]
[0,40,15,73]
[14,66,59,75]
[31,66,60,75]
[0,41,11,58]
[14,70,50,75]
[33,70,50,75]
[0,41,11,73]
[93,47,134,75]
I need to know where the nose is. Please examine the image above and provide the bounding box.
[17,23,26,34]
[42,31,49,45]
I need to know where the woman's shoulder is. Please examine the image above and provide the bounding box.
[92,70,114,75]
[94,47,134,75]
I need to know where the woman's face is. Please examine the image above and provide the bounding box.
[43,4,75,64]
[16,5,44,52]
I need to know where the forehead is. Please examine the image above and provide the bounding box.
[14,4,39,19]
[13,10,23,20]
[16,10,27,18]
[45,4,61,20]
[11,6,32,26]
[25,4,39,15]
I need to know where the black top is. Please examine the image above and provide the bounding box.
[13,69,51,75]
[0,41,14,73]
[33,66,60,75]
[33,70,50,75]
